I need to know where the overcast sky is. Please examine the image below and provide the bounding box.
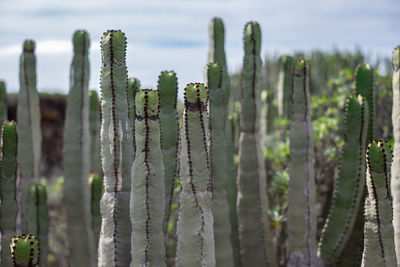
[0,0,399,95]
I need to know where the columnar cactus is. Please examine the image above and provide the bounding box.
[277,55,294,118]
[318,95,369,264]
[0,81,8,124]
[130,89,166,267]
[98,30,134,266]
[0,121,18,267]
[287,59,319,266]
[10,235,39,267]
[176,83,215,267]
[206,63,234,266]
[236,22,276,267]
[63,30,95,266]
[27,184,48,267]
[157,71,179,235]
[17,40,42,232]
[127,77,140,149]
[89,174,102,257]
[361,140,396,267]
[89,90,102,174]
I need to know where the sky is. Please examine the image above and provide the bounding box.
[0,0,399,96]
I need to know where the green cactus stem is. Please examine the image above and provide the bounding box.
[130,89,166,266]
[10,234,39,267]
[391,46,400,264]
[157,71,179,237]
[0,81,8,124]
[0,121,18,267]
[26,184,48,267]
[277,55,294,118]
[63,30,95,266]
[361,140,396,267]
[318,95,369,264]
[17,40,42,232]
[206,62,234,266]
[287,59,320,266]
[127,77,140,132]
[89,90,102,175]
[89,174,102,257]
[176,83,215,267]
[236,22,276,267]
[98,30,134,266]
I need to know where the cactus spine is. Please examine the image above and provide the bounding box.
[361,140,396,267]
[98,30,134,266]
[176,83,215,267]
[206,63,234,266]
[89,90,102,175]
[63,30,95,266]
[17,40,42,232]
[287,59,319,266]
[0,81,8,124]
[0,121,18,267]
[237,22,275,267]
[89,174,102,257]
[27,184,48,267]
[10,235,39,267]
[277,55,294,118]
[130,89,166,267]
[318,95,369,263]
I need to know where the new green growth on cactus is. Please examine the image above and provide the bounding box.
[89,90,102,175]
[277,55,294,118]
[362,140,397,267]
[0,121,18,267]
[176,83,215,267]
[0,81,8,125]
[10,235,39,267]
[130,89,166,267]
[27,184,48,267]
[89,174,102,256]
[98,30,134,267]
[318,94,369,264]
[17,39,42,232]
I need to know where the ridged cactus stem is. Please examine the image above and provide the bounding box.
[10,234,39,267]
[176,83,215,267]
[206,63,234,266]
[287,60,319,266]
[89,174,102,259]
[157,71,179,237]
[237,22,276,267]
[361,140,396,267]
[0,121,18,267]
[130,90,166,267]
[17,40,42,232]
[63,30,95,266]
[318,95,369,264]
[98,30,134,266]
[0,81,8,124]
[89,90,102,174]
[27,184,48,267]
[277,55,294,118]
[127,77,140,152]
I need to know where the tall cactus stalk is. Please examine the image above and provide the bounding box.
[0,81,8,124]
[98,30,134,266]
[176,83,215,267]
[206,63,234,266]
[10,234,39,267]
[89,90,102,175]
[130,89,166,267]
[318,95,369,264]
[63,30,95,266]
[89,174,102,260]
[361,140,397,267]
[208,17,239,266]
[287,59,320,266]
[17,40,42,232]
[277,55,294,118]
[27,184,48,267]
[237,22,276,267]
[391,46,400,264]
[127,77,140,151]
[0,121,18,267]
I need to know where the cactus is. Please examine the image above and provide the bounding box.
[276,55,294,118]
[236,22,276,267]
[176,83,215,267]
[287,59,320,266]
[318,95,369,263]
[130,89,166,266]
[157,71,179,236]
[63,30,95,266]
[89,90,102,174]
[0,121,18,267]
[89,174,102,257]
[127,78,140,131]
[391,46,400,264]
[10,234,39,267]
[361,140,397,267]
[17,40,42,232]
[0,80,8,124]
[26,184,48,267]
[98,30,134,266]
[206,63,234,266]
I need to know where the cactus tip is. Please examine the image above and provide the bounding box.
[10,234,39,265]
[393,46,400,70]
[23,40,35,52]
[135,89,159,117]
[184,83,208,104]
